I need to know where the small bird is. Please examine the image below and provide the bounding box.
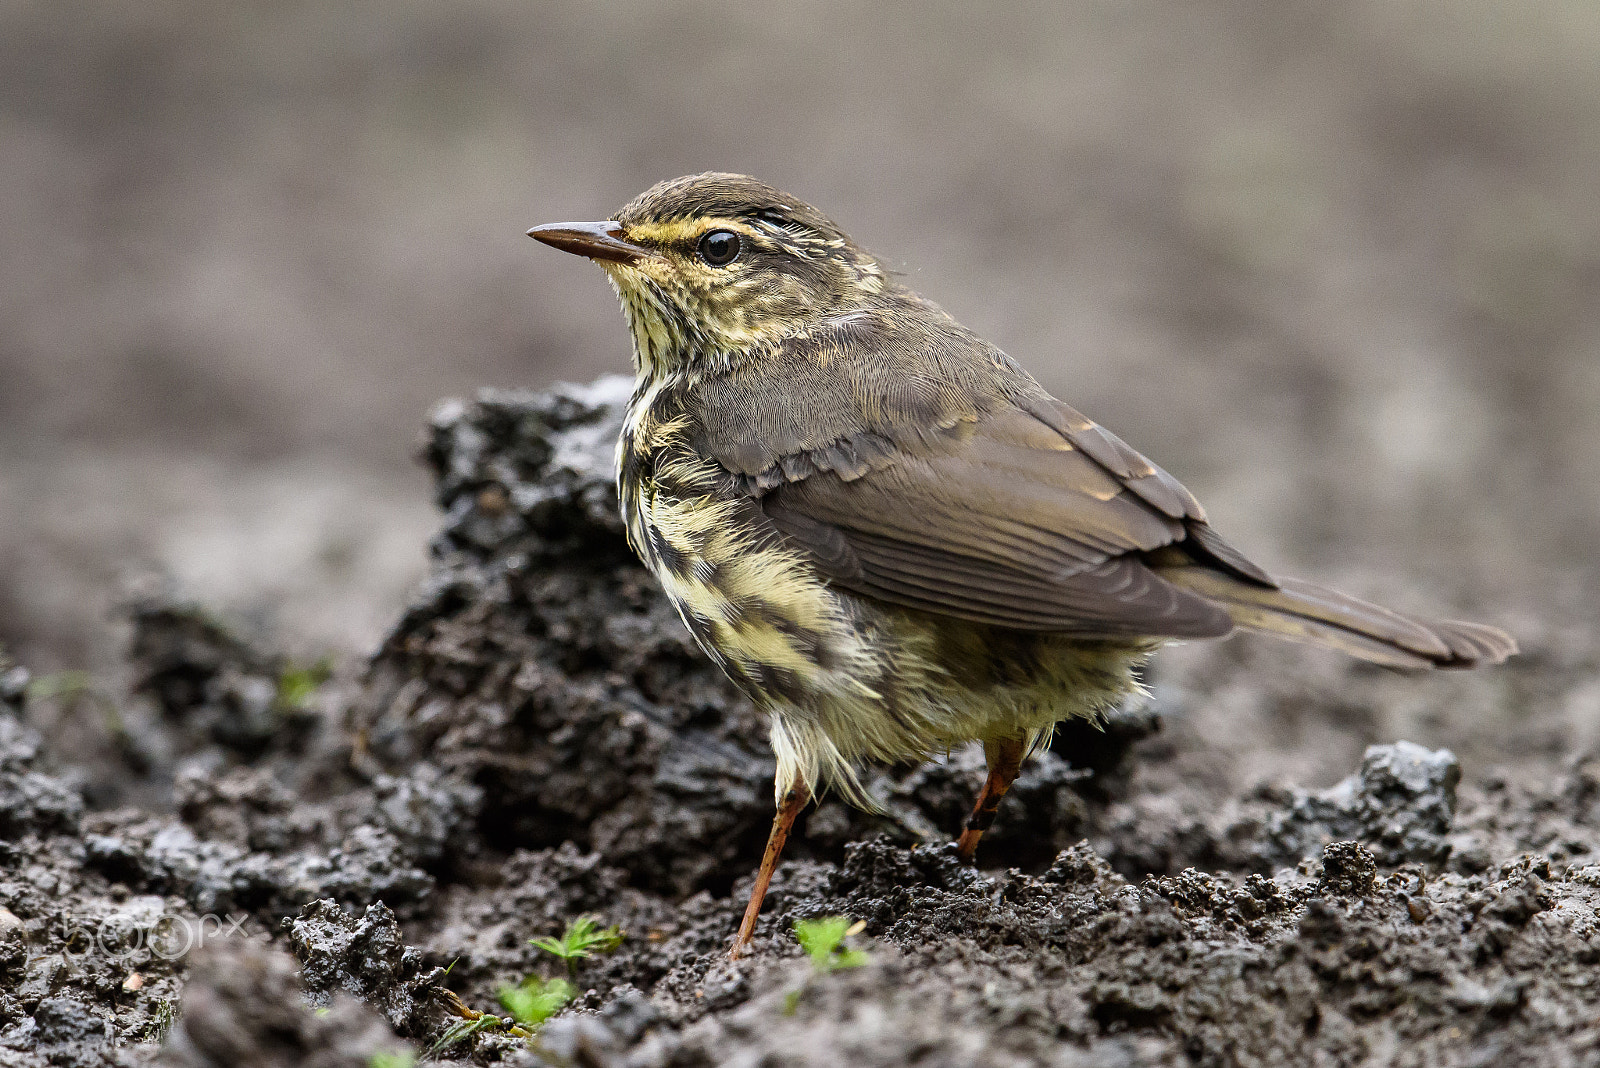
[528,172,1515,956]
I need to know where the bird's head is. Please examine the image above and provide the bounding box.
[529,172,887,376]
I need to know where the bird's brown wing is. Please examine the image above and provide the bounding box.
[678,311,1509,664]
[676,307,1274,637]
[755,402,1259,637]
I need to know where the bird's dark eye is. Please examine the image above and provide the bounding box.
[697,229,741,267]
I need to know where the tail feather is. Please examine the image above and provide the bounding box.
[1160,567,1517,669]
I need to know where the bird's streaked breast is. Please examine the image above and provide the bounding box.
[620,380,869,706]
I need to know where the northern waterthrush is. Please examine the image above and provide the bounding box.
[528,172,1515,956]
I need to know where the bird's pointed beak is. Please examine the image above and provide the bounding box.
[526,220,655,265]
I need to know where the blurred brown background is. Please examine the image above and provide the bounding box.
[3,0,1597,674]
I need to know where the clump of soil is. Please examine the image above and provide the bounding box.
[2,380,1597,1067]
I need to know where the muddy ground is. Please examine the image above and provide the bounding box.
[3,380,1599,1067]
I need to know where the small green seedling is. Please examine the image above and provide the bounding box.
[497,976,575,1030]
[425,1014,506,1058]
[275,657,333,712]
[794,916,869,973]
[24,669,94,702]
[783,916,870,1015]
[530,915,624,974]
[367,1052,415,1068]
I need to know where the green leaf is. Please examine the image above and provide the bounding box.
[529,915,624,969]
[275,657,333,712]
[832,947,869,969]
[367,1053,415,1068]
[496,976,575,1029]
[426,1015,504,1058]
[25,670,93,702]
[793,916,869,973]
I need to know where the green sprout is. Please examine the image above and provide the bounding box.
[25,669,94,702]
[275,657,333,712]
[783,916,870,1015]
[496,976,575,1030]
[367,1053,415,1068]
[529,916,624,974]
[794,916,869,972]
[425,1014,507,1058]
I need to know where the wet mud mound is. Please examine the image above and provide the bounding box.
[3,380,1599,1067]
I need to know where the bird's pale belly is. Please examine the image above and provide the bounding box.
[624,455,1152,806]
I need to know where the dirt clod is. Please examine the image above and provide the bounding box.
[153,939,405,1068]
[1319,841,1377,897]
[285,899,448,1041]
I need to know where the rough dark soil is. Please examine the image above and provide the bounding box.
[4,381,1599,1067]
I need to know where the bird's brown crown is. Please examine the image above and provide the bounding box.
[601,173,890,376]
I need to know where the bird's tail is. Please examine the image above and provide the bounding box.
[1159,566,1517,669]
